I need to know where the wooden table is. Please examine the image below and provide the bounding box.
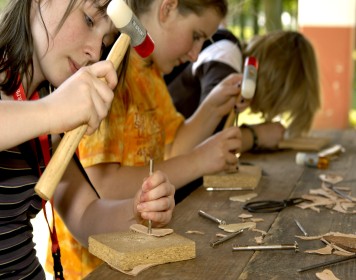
[85,130,356,279]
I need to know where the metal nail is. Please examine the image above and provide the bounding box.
[206,187,255,191]
[198,210,226,225]
[329,185,354,202]
[147,158,154,234]
[210,229,244,248]
[232,241,299,252]
[298,254,356,272]
[294,219,308,236]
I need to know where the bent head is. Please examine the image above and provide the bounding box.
[126,0,228,74]
[244,31,321,137]
[30,0,118,88]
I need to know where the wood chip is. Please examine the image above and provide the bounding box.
[185,230,205,235]
[319,174,343,185]
[251,218,264,223]
[130,224,173,237]
[333,250,355,256]
[252,228,267,236]
[305,245,334,255]
[230,193,257,202]
[297,232,356,256]
[323,235,356,253]
[298,183,356,213]
[254,236,264,244]
[239,213,253,219]
[316,269,340,280]
[218,222,256,233]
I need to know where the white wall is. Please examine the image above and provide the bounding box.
[298,0,356,27]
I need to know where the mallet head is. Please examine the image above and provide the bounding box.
[107,0,154,58]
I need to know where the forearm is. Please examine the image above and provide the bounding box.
[76,198,136,246]
[54,159,137,246]
[240,122,285,152]
[0,100,49,150]
[169,108,221,157]
[86,156,204,199]
[85,164,149,199]
[156,154,204,189]
[241,126,256,152]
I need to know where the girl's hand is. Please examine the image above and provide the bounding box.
[40,60,118,135]
[192,126,242,175]
[252,122,286,150]
[134,170,175,228]
[203,73,243,118]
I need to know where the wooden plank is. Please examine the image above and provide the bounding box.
[89,231,195,272]
[203,165,262,189]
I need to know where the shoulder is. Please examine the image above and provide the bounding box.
[192,39,243,75]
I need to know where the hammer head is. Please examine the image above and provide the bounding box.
[107,0,154,58]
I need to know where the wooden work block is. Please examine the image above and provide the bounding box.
[88,231,196,271]
[203,165,262,190]
[278,137,330,151]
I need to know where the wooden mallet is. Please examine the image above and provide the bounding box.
[35,0,154,200]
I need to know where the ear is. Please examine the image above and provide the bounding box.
[159,0,179,22]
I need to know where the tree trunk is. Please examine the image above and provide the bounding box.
[264,0,282,32]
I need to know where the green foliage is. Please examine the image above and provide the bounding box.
[226,0,298,42]
[0,0,8,10]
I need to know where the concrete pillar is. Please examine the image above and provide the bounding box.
[298,0,356,129]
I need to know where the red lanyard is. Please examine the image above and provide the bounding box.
[13,84,64,280]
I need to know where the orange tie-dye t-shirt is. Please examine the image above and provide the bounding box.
[79,52,184,167]
[45,51,184,279]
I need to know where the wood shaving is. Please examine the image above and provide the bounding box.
[239,213,253,219]
[297,232,356,256]
[254,236,264,244]
[316,269,340,280]
[185,230,205,235]
[323,235,356,252]
[218,222,256,233]
[333,250,355,256]
[129,224,174,237]
[251,218,264,223]
[296,234,326,240]
[237,213,264,223]
[319,174,343,185]
[229,193,257,202]
[297,232,356,241]
[252,228,267,236]
[305,245,334,255]
[332,202,356,213]
[297,184,356,213]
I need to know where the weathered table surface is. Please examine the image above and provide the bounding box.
[85,130,356,280]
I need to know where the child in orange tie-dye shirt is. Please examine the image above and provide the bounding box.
[47,0,243,278]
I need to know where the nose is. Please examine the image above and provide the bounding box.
[84,35,103,63]
[186,41,204,62]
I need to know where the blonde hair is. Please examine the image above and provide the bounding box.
[244,31,321,137]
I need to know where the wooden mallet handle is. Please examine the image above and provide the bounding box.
[35,34,131,200]
[223,110,237,130]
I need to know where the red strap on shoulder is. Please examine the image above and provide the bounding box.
[13,84,64,279]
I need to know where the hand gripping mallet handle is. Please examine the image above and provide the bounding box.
[223,56,258,129]
[35,0,154,200]
[34,36,129,200]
